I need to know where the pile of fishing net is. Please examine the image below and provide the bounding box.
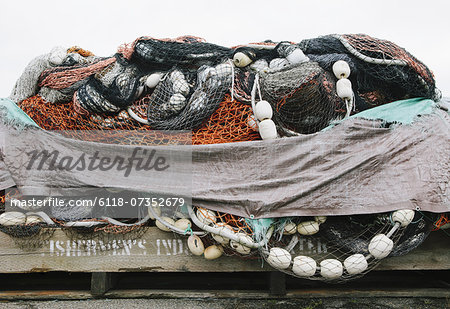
[1,33,448,281]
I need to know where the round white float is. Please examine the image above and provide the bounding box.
[204,245,223,260]
[229,233,253,255]
[336,78,353,100]
[283,222,297,235]
[292,256,317,277]
[332,60,351,79]
[233,52,252,67]
[391,209,415,227]
[145,73,162,88]
[368,234,393,259]
[0,212,26,226]
[297,221,320,235]
[187,234,205,256]
[174,218,191,231]
[196,208,217,225]
[344,254,368,275]
[267,247,292,270]
[320,259,343,279]
[258,119,277,140]
[155,217,175,232]
[254,100,273,121]
[212,224,233,245]
[172,80,190,96]
[314,216,327,224]
[169,93,187,109]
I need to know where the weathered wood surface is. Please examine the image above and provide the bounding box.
[0,288,449,301]
[91,272,118,296]
[0,228,448,273]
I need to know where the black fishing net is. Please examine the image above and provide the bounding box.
[260,61,345,134]
[320,212,439,257]
[298,34,439,110]
[145,63,233,130]
[131,38,232,71]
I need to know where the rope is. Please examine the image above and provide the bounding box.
[332,34,408,66]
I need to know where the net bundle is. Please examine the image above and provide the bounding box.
[299,34,439,109]
[260,61,345,134]
[2,33,444,280]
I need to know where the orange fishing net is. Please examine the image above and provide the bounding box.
[192,94,260,144]
[67,46,95,57]
[17,94,260,145]
[432,213,449,231]
[196,207,253,235]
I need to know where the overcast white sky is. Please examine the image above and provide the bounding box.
[1,0,449,97]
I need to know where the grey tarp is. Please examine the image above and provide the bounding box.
[0,99,449,218]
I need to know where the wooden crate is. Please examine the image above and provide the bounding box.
[0,228,448,274]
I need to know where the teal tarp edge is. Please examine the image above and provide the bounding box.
[349,97,435,124]
[323,98,436,132]
[0,98,38,128]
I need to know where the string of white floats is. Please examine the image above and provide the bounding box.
[250,74,278,140]
[332,60,355,118]
[263,209,415,280]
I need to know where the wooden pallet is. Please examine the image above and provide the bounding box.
[0,228,448,297]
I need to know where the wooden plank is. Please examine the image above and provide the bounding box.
[106,288,450,299]
[0,288,448,300]
[0,228,448,273]
[0,290,92,300]
[91,272,117,296]
[269,272,286,296]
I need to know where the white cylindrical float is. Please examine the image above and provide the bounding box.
[233,52,252,67]
[0,212,26,226]
[254,100,273,121]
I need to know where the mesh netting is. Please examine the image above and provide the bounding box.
[260,61,346,134]
[182,207,442,281]
[299,34,439,110]
[60,220,149,252]
[257,211,438,282]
